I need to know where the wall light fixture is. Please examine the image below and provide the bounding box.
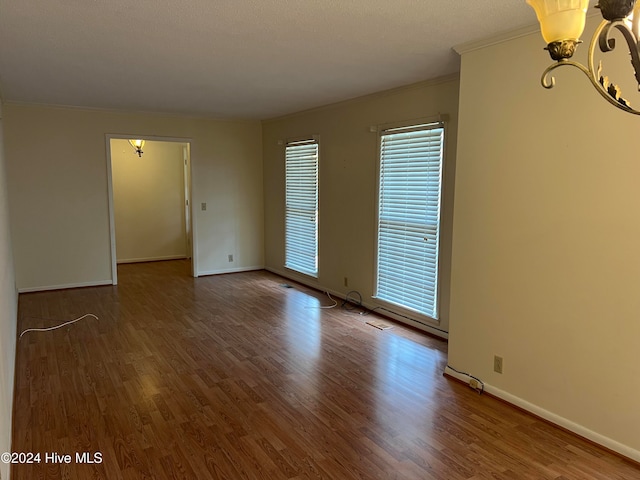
[129,139,146,157]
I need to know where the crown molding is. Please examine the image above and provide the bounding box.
[1,100,260,123]
[263,73,460,124]
[453,23,540,56]
[454,12,602,56]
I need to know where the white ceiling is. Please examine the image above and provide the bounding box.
[0,0,537,120]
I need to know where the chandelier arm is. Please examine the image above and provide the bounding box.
[540,58,640,115]
[596,20,640,86]
[529,0,640,116]
[633,1,640,42]
[586,19,640,114]
[541,60,591,89]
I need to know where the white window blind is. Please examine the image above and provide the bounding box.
[285,139,319,277]
[376,123,444,319]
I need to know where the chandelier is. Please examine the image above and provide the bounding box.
[527,0,640,115]
[129,139,146,157]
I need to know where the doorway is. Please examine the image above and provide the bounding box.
[106,136,195,284]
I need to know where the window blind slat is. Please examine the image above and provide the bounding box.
[285,141,319,277]
[376,126,444,319]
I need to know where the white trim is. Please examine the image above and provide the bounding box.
[453,24,540,56]
[264,74,459,123]
[374,114,447,134]
[365,302,448,339]
[453,12,602,56]
[284,138,319,277]
[444,367,640,463]
[105,138,118,285]
[117,255,187,264]
[19,280,113,293]
[197,265,264,276]
[2,100,259,123]
[373,122,445,323]
[265,266,448,339]
[183,144,194,277]
[267,266,321,288]
[105,134,197,284]
[188,143,199,278]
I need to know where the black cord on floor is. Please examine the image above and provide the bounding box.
[359,306,383,316]
[341,290,362,311]
[446,364,484,394]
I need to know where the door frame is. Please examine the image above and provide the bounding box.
[105,134,197,284]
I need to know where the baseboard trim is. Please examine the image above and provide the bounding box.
[265,266,448,339]
[265,266,320,287]
[18,280,114,293]
[444,367,640,464]
[197,265,264,277]
[117,255,187,264]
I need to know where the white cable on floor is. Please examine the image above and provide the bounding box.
[19,313,99,339]
[304,291,338,309]
[318,292,338,309]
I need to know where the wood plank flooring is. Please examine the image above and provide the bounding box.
[11,260,640,479]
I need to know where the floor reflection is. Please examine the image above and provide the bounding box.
[374,333,444,434]
[283,289,322,361]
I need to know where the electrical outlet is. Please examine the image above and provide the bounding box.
[494,355,503,374]
[201,202,207,211]
[228,254,233,262]
[469,378,480,390]
[344,277,348,287]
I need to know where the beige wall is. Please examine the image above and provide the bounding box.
[263,76,459,334]
[450,17,640,459]
[0,102,18,480]
[3,104,264,290]
[111,139,187,263]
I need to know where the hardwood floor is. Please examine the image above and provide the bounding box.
[11,260,640,479]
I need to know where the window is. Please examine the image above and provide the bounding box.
[375,123,444,320]
[285,139,319,277]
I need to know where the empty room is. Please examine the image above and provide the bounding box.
[0,1,639,479]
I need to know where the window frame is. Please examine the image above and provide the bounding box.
[373,119,446,323]
[284,136,319,278]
